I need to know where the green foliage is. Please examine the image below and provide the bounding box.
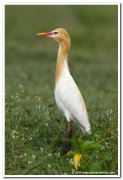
[5,5,118,175]
[67,138,102,154]
[67,138,103,170]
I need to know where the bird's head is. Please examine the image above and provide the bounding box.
[36,28,71,52]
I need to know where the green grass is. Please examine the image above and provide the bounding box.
[5,5,118,175]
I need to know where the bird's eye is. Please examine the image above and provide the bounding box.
[54,32,58,34]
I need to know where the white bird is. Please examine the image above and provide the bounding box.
[37,28,91,153]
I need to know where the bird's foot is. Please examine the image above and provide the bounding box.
[62,141,71,155]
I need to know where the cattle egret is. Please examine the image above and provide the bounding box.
[36,28,91,153]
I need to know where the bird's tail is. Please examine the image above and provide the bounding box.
[80,124,91,134]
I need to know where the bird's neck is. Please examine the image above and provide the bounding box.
[55,43,70,82]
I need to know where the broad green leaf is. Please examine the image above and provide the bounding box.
[67,151,78,157]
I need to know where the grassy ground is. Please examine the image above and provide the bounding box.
[5,5,118,175]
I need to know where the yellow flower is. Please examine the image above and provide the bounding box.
[73,153,82,170]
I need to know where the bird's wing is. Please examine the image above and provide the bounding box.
[58,75,88,123]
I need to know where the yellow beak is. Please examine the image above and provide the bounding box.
[36,32,53,36]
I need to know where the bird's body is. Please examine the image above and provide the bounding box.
[54,51,90,133]
[37,28,91,152]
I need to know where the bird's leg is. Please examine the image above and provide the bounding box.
[67,121,72,138]
[63,121,72,155]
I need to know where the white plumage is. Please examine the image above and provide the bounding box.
[54,56,90,133]
[37,28,91,144]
